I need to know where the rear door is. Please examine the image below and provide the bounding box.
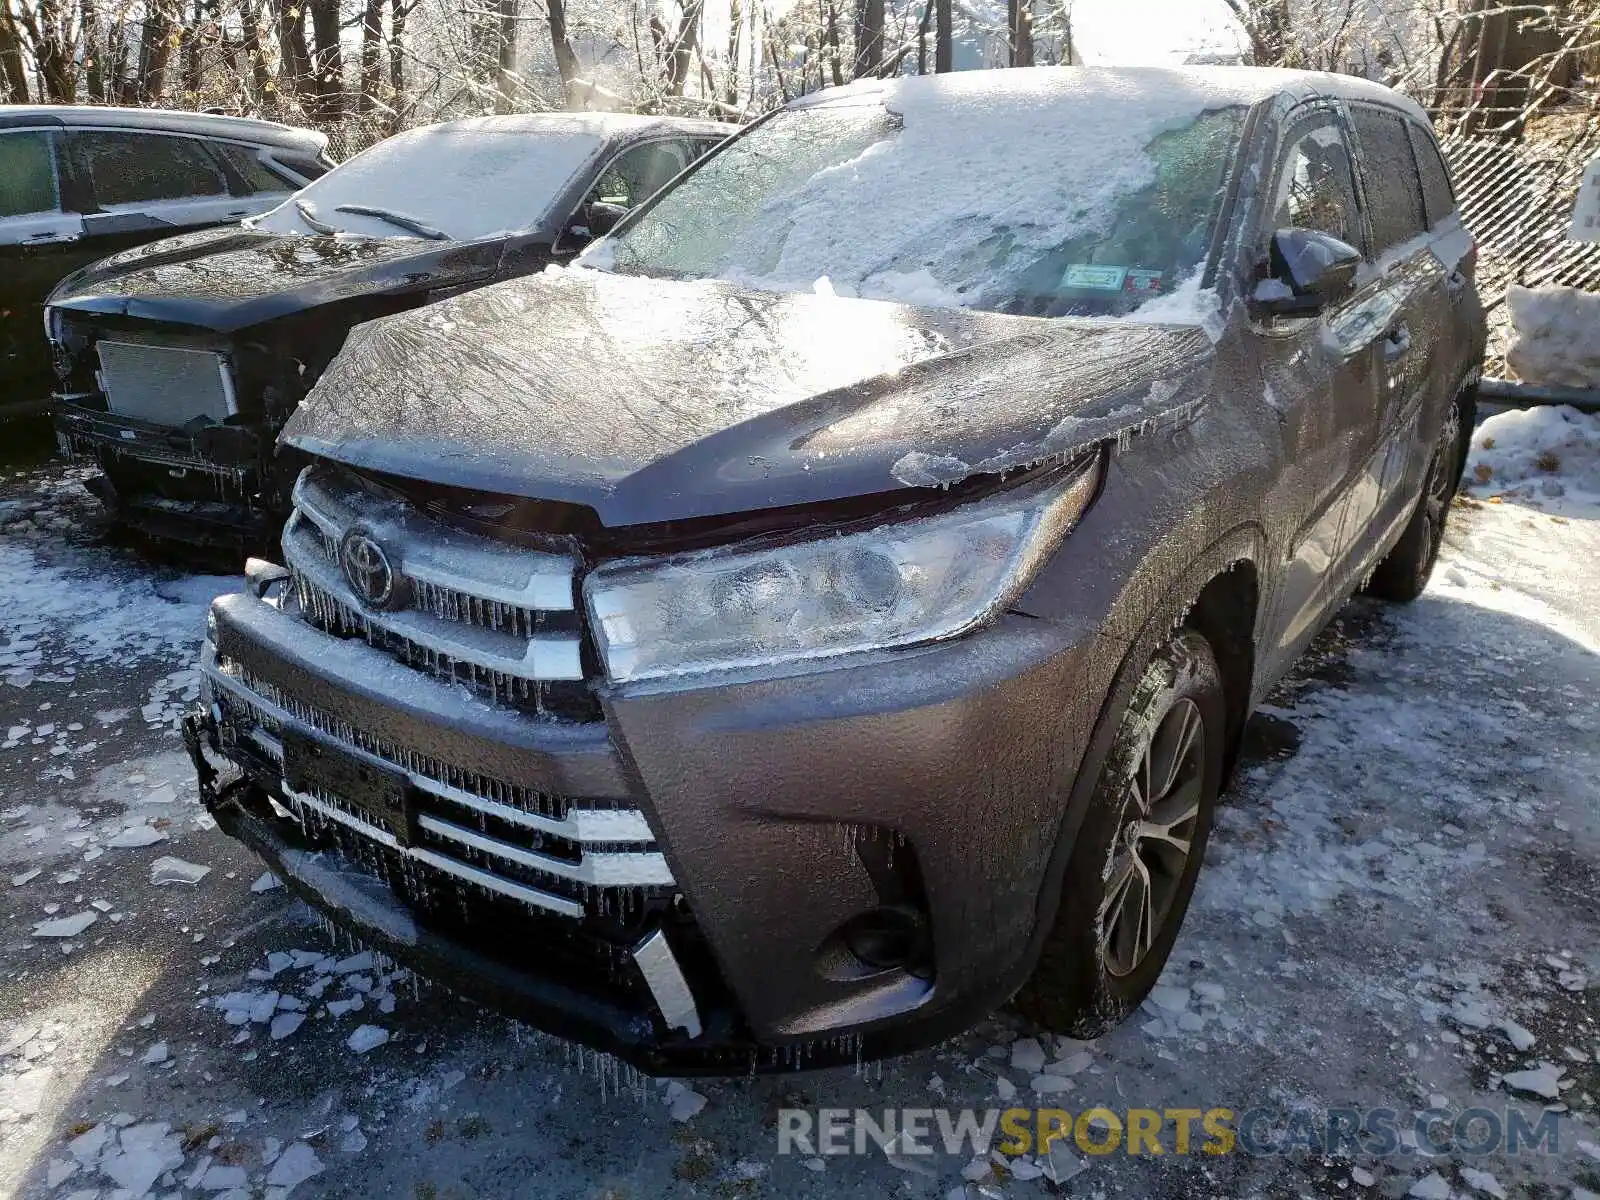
[66,129,260,254]
[1340,103,1447,567]
[0,126,86,395]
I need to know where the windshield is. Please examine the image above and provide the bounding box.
[598,79,1245,319]
[254,118,605,242]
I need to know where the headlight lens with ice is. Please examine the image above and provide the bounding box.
[585,458,1101,682]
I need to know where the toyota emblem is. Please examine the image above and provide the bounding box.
[340,529,398,609]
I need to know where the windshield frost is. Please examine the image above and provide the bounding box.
[601,72,1245,318]
[255,118,605,242]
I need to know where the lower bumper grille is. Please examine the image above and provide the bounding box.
[207,654,672,920]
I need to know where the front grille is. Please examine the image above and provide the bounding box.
[281,465,596,720]
[96,341,235,426]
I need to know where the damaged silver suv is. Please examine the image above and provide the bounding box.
[186,66,1485,1073]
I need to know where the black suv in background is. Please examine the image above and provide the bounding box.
[47,113,732,551]
[188,67,1484,1073]
[1,106,330,414]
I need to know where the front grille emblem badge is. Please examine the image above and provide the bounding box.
[340,528,401,610]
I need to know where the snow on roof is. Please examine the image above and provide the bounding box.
[0,104,328,151]
[799,64,1433,129]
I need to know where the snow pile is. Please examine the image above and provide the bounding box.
[604,68,1246,318]
[1463,403,1600,514]
[1505,285,1600,389]
[255,115,609,242]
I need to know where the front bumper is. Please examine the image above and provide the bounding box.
[55,399,273,546]
[193,585,1104,1073]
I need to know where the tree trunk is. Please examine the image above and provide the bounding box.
[853,0,883,77]
[723,0,741,106]
[662,0,702,95]
[358,0,384,113]
[80,0,105,100]
[138,1,174,102]
[179,0,204,100]
[547,0,580,86]
[1007,0,1031,66]
[240,0,273,104]
[307,0,343,119]
[823,0,844,85]
[934,0,951,72]
[0,7,26,101]
[271,0,312,101]
[495,0,517,112]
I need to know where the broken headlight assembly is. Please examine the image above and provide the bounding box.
[584,455,1102,682]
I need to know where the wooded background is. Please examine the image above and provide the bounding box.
[0,0,1595,155]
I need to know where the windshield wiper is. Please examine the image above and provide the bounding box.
[333,204,449,241]
[293,199,338,236]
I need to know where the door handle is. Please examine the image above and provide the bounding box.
[26,231,81,245]
[1383,324,1412,360]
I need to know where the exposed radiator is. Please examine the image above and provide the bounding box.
[96,340,235,426]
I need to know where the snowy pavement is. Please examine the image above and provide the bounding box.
[1,413,1597,1200]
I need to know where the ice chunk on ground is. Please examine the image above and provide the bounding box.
[1500,1061,1564,1099]
[140,1041,168,1065]
[346,1025,389,1054]
[664,1080,707,1122]
[33,911,97,938]
[251,871,282,893]
[1408,1172,1452,1200]
[264,1140,323,1191]
[1009,1037,1047,1074]
[1150,984,1190,1013]
[1500,1020,1536,1051]
[150,856,211,886]
[106,824,166,848]
[1460,1166,1508,1198]
[270,1012,305,1041]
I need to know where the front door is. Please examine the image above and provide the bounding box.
[1253,108,1391,678]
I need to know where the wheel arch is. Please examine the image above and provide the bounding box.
[1012,520,1268,994]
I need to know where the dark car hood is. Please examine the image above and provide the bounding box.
[47,228,504,334]
[284,269,1215,526]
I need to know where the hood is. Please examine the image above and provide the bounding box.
[284,269,1215,527]
[47,228,507,334]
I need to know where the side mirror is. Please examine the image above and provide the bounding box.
[1251,228,1363,318]
[586,201,628,237]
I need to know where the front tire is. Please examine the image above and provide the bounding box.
[1015,629,1226,1038]
[1366,395,1472,603]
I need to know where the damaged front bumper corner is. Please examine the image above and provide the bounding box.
[182,703,715,1071]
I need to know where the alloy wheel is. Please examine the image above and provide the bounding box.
[1101,697,1206,977]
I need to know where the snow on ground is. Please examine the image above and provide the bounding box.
[0,437,1596,1200]
[1465,404,1600,520]
[1506,286,1600,391]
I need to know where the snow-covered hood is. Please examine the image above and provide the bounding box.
[283,268,1214,526]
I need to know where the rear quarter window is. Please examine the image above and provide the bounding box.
[1349,107,1428,256]
[1407,124,1456,228]
[213,142,298,194]
[0,131,59,217]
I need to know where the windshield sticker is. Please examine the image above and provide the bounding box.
[1125,268,1166,293]
[1063,264,1128,291]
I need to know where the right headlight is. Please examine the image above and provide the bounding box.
[584,456,1102,683]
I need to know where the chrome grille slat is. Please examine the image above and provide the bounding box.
[285,784,586,919]
[96,340,235,425]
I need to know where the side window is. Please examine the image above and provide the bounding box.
[588,140,692,210]
[1407,123,1456,228]
[0,131,60,218]
[212,142,297,195]
[1349,108,1427,255]
[72,131,228,208]
[1266,120,1363,252]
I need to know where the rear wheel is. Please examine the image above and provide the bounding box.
[1366,397,1471,603]
[1015,629,1226,1037]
